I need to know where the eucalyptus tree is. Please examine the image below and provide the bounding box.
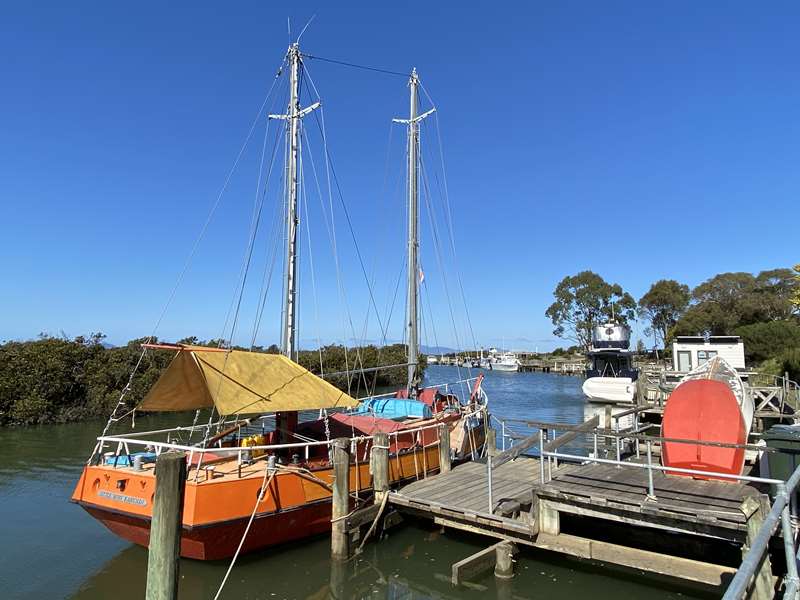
[638,279,690,347]
[545,271,636,352]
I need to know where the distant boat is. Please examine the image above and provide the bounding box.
[488,348,520,372]
[662,356,754,480]
[582,322,638,404]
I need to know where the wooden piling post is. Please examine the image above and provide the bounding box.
[145,451,186,600]
[438,424,451,474]
[331,438,351,561]
[372,432,389,504]
[487,427,497,458]
[494,541,516,579]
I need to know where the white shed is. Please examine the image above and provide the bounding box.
[671,336,746,372]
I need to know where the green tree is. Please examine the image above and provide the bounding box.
[791,264,800,314]
[733,321,800,364]
[638,279,690,347]
[545,271,636,351]
[674,269,798,336]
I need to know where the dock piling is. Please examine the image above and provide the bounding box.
[145,451,186,600]
[371,432,389,504]
[331,437,351,561]
[438,424,451,474]
[494,541,517,579]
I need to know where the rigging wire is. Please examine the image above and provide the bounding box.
[297,128,326,376]
[302,65,388,392]
[301,53,410,78]
[221,69,289,349]
[420,151,471,399]
[418,81,481,353]
[94,57,287,446]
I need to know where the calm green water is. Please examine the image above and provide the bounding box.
[0,366,711,599]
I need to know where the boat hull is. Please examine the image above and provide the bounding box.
[72,418,486,560]
[582,376,635,404]
[81,497,336,560]
[662,379,751,480]
[490,363,518,372]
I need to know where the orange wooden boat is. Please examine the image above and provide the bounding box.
[71,347,487,560]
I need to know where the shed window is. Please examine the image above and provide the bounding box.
[697,350,717,365]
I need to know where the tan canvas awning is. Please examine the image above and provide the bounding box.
[138,348,358,415]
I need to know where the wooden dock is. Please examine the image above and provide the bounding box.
[386,455,769,590]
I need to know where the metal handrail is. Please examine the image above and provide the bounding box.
[721,464,800,600]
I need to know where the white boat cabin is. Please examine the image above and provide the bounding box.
[671,336,745,372]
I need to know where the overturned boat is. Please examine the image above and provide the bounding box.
[661,356,754,480]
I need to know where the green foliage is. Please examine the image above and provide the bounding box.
[545,271,636,351]
[675,269,797,336]
[780,348,800,383]
[792,264,800,313]
[0,335,172,426]
[638,279,690,346]
[0,336,419,426]
[734,321,800,364]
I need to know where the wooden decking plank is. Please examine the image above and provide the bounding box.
[543,475,747,515]
[544,478,746,521]
[552,469,753,511]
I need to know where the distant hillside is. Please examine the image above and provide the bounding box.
[421,345,457,355]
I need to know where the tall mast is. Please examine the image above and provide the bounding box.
[394,69,434,392]
[271,43,319,360]
[406,69,420,390]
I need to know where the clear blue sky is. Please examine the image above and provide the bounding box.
[2,2,798,351]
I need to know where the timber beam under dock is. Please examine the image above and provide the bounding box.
[385,457,775,593]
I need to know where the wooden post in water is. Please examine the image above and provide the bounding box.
[494,541,517,578]
[438,424,451,474]
[331,438,351,561]
[372,432,389,504]
[145,451,186,600]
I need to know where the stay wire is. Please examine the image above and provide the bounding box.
[301,53,410,78]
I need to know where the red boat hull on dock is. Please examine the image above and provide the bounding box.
[662,379,747,480]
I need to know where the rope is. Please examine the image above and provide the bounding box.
[356,492,389,553]
[213,465,276,600]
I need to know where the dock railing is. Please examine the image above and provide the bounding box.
[489,414,800,599]
[722,463,800,600]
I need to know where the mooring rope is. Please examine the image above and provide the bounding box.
[213,464,276,600]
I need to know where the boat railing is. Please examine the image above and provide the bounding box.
[93,404,488,476]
